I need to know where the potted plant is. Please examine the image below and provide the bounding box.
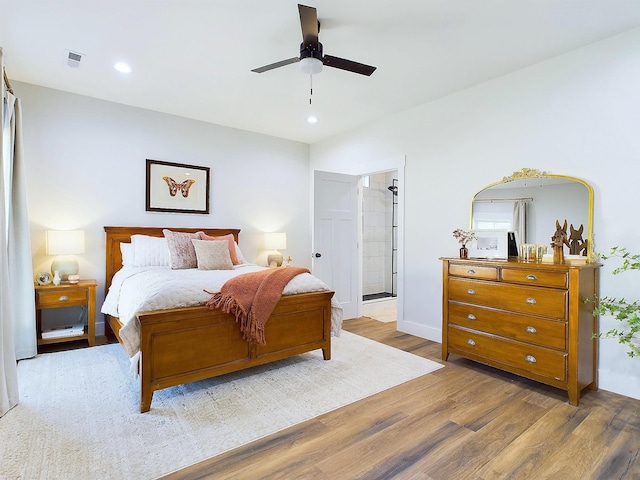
[592,247,640,358]
[453,229,476,259]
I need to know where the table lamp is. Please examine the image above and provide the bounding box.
[46,230,85,281]
[264,232,286,267]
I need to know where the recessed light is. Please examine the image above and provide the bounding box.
[306,115,318,124]
[114,62,132,73]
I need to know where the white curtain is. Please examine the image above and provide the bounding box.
[512,200,527,247]
[1,49,37,417]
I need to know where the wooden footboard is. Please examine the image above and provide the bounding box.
[112,290,333,412]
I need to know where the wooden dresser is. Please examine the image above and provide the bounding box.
[442,258,600,405]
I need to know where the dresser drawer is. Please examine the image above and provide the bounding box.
[449,263,498,281]
[449,278,567,319]
[501,268,567,289]
[36,289,88,308]
[448,302,566,350]
[448,326,567,382]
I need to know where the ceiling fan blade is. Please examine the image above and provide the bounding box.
[298,4,319,49]
[251,57,300,73]
[323,55,377,76]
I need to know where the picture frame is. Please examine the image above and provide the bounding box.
[468,229,509,259]
[146,159,210,214]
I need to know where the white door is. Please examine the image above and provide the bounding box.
[313,171,359,319]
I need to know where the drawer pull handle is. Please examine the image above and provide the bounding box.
[467,339,476,346]
[525,355,537,363]
[526,297,536,305]
[467,314,476,320]
[526,326,537,334]
[526,275,537,281]
[467,269,476,274]
[467,289,475,295]
[58,295,69,302]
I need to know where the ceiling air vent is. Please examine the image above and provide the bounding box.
[66,50,84,68]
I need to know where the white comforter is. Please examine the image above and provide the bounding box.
[101,264,343,357]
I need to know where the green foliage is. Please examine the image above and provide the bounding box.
[592,247,640,358]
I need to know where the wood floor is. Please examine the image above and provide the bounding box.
[162,317,640,480]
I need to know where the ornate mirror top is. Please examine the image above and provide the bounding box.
[502,168,550,182]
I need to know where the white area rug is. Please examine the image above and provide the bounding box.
[1,331,442,480]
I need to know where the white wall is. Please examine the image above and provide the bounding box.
[16,82,311,336]
[310,28,640,399]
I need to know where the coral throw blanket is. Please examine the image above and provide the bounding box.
[205,267,310,345]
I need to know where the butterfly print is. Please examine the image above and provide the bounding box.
[162,176,196,198]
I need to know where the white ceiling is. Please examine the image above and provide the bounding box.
[2,1,639,144]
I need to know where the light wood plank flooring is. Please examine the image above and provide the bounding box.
[162,317,640,480]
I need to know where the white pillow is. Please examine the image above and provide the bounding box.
[192,239,234,270]
[120,243,134,267]
[131,235,170,267]
[234,242,248,264]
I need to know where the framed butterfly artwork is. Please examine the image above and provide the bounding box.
[146,159,210,214]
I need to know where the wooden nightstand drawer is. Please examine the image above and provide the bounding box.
[448,326,567,382]
[36,289,88,308]
[448,302,567,350]
[501,268,568,289]
[35,279,97,347]
[449,263,498,281]
[448,277,567,319]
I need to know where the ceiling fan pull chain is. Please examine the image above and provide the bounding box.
[309,74,313,105]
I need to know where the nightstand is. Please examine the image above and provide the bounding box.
[35,279,97,347]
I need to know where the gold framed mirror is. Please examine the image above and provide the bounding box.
[470,168,594,262]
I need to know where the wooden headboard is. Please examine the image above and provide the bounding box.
[103,226,241,292]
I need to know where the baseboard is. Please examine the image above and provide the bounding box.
[397,320,441,343]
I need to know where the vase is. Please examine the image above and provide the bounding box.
[52,270,61,286]
[459,246,468,259]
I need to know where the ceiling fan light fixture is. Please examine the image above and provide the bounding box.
[299,57,323,75]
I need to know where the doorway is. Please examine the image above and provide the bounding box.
[312,156,405,326]
[361,170,398,323]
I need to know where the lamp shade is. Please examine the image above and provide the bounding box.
[46,230,85,281]
[46,230,85,255]
[264,232,287,251]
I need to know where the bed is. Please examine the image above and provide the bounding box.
[102,226,337,413]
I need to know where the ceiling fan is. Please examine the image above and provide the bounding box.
[251,4,377,76]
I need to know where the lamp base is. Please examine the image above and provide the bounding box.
[267,252,283,268]
[51,259,79,281]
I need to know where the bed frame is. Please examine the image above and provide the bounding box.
[104,226,333,413]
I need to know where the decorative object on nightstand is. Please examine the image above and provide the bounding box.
[265,232,287,267]
[35,279,97,347]
[46,229,85,281]
[36,271,52,286]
